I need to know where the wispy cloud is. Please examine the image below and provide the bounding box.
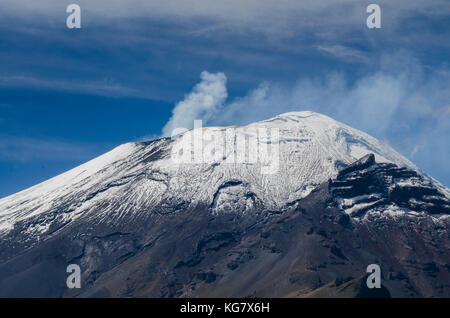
[0,0,448,105]
[2,1,449,33]
[0,136,101,162]
[316,45,370,63]
[0,75,163,100]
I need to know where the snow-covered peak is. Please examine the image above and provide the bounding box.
[251,110,416,167]
[0,111,448,237]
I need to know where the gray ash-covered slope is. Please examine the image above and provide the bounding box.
[0,111,449,297]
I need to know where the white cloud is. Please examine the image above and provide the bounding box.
[165,53,449,136]
[162,71,227,136]
[316,45,370,63]
[1,0,449,37]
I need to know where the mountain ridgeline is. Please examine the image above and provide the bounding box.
[0,111,448,297]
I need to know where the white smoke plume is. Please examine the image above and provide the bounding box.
[161,52,450,185]
[162,71,227,136]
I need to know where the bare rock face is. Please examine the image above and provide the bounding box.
[330,153,450,218]
[0,112,449,298]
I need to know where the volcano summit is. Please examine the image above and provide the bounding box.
[0,111,449,297]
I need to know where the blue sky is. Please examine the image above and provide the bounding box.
[0,0,449,198]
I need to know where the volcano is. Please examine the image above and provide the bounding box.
[0,111,449,297]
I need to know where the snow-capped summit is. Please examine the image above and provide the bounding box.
[0,111,445,237]
[0,111,449,298]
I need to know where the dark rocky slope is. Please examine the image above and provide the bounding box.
[0,154,448,298]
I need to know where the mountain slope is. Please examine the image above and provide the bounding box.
[0,111,448,297]
[0,111,424,237]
